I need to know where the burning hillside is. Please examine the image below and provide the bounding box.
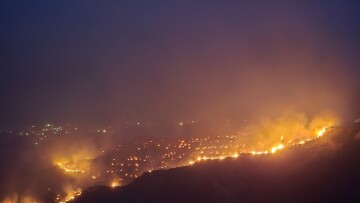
[72,123,360,203]
[0,113,340,203]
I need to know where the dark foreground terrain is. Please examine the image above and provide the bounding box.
[73,124,360,203]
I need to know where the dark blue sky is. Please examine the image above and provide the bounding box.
[1,1,359,127]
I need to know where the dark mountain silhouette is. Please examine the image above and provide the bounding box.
[73,124,360,203]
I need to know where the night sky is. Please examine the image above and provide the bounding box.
[1,1,359,128]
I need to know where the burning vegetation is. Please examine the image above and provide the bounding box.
[0,112,339,203]
[1,1,359,203]
[0,113,339,203]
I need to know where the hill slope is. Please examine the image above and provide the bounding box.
[73,125,360,203]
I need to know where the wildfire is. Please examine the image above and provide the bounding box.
[56,162,85,173]
[188,126,331,165]
[50,117,333,203]
[56,188,82,203]
[1,115,336,203]
[55,160,90,174]
[56,163,84,173]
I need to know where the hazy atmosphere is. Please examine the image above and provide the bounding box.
[1,1,359,128]
[1,1,360,203]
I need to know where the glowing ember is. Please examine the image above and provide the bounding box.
[232,153,239,158]
[110,180,121,188]
[317,127,327,137]
[271,144,284,154]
